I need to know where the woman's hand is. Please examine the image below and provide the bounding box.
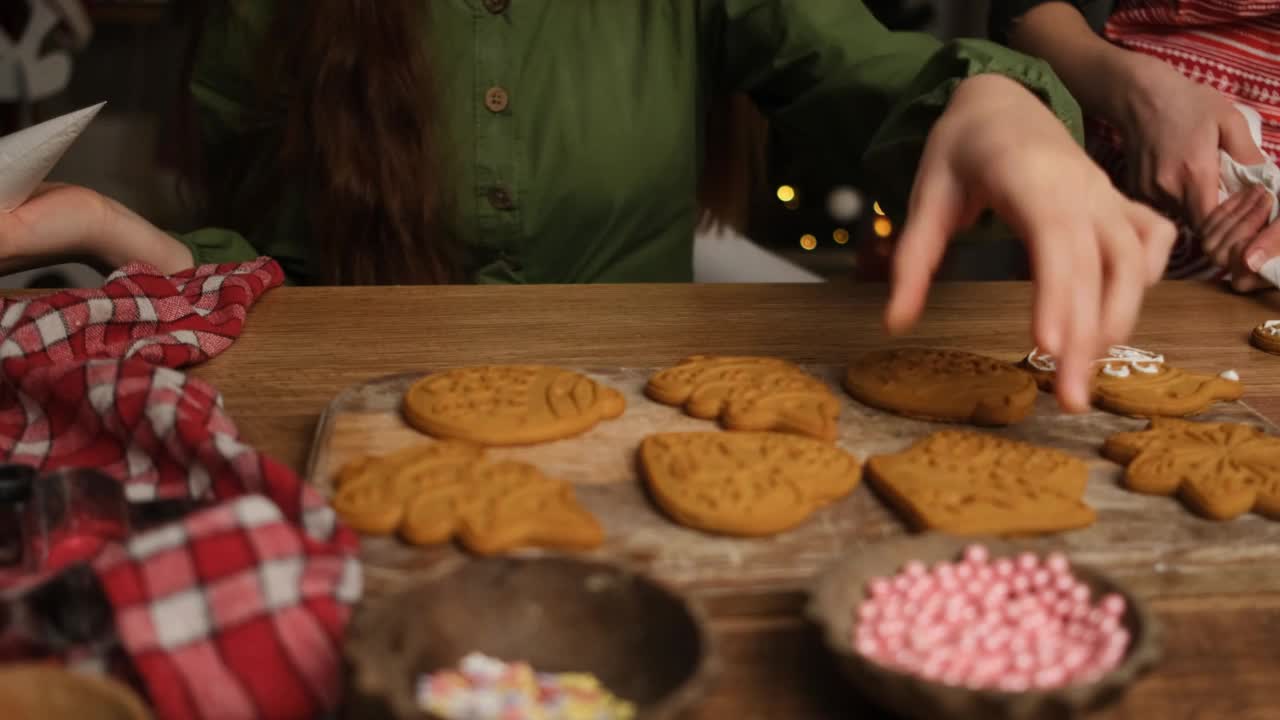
[1196,185,1274,291]
[0,183,193,275]
[1237,214,1280,292]
[886,74,1176,413]
[1005,4,1262,231]
[1113,54,1265,229]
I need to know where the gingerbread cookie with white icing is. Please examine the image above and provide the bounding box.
[1021,346,1242,418]
[1250,320,1280,356]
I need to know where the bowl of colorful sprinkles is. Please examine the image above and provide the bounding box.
[343,556,714,720]
[807,535,1162,720]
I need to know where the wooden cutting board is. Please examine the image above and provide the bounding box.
[306,366,1280,600]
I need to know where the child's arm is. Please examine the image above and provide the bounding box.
[890,72,1173,411]
[999,3,1130,127]
[703,0,1174,411]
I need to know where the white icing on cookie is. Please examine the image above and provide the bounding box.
[1025,347,1056,372]
[1106,345,1164,374]
[1025,345,1164,377]
[1102,363,1130,378]
[1220,369,1240,382]
[1262,320,1280,337]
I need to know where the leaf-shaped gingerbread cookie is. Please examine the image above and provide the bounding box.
[844,348,1036,425]
[639,431,862,536]
[1021,346,1242,417]
[331,443,604,554]
[331,441,483,534]
[1104,418,1280,521]
[400,459,604,554]
[646,356,840,441]
[403,365,625,445]
[866,430,1095,535]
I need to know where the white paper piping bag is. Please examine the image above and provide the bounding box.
[0,102,105,212]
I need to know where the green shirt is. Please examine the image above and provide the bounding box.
[182,0,1082,285]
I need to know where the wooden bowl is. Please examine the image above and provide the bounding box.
[0,664,152,720]
[807,535,1162,720]
[343,555,715,720]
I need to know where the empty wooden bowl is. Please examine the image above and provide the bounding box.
[344,555,715,720]
[807,535,1161,720]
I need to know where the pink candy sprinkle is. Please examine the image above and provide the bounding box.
[1012,574,1032,594]
[1046,552,1070,574]
[1101,593,1127,617]
[964,544,989,565]
[853,545,1132,693]
[1071,584,1091,604]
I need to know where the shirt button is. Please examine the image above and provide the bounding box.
[484,86,509,113]
[482,0,508,14]
[487,185,514,210]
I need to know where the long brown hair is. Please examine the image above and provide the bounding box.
[699,94,768,235]
[269,1,457,284]
[184,2,762,285]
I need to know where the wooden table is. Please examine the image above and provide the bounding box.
[192,281,1280,720]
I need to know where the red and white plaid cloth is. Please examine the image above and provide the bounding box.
[1086,0,1280,278]
[0,258,360,720]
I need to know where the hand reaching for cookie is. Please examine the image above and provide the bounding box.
[884,74,1176,414]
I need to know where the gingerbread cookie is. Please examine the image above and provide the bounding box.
[843,348,1036,425]
[646,356,840,441]
[1022,346,1242,417]
[639,431,861,536]
[1104,418,1280,521]
[332,443,604,554]
[1251,320,1280,355]
[866,430,1095,535]
[331,441,484,534]
[403,365,625,445]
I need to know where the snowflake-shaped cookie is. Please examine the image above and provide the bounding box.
[1104,418,1280,521]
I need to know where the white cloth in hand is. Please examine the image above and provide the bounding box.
[1220,104,1280,224]
[1217,104,1280,288]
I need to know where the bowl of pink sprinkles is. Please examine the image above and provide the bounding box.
[807,535,1162,720]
